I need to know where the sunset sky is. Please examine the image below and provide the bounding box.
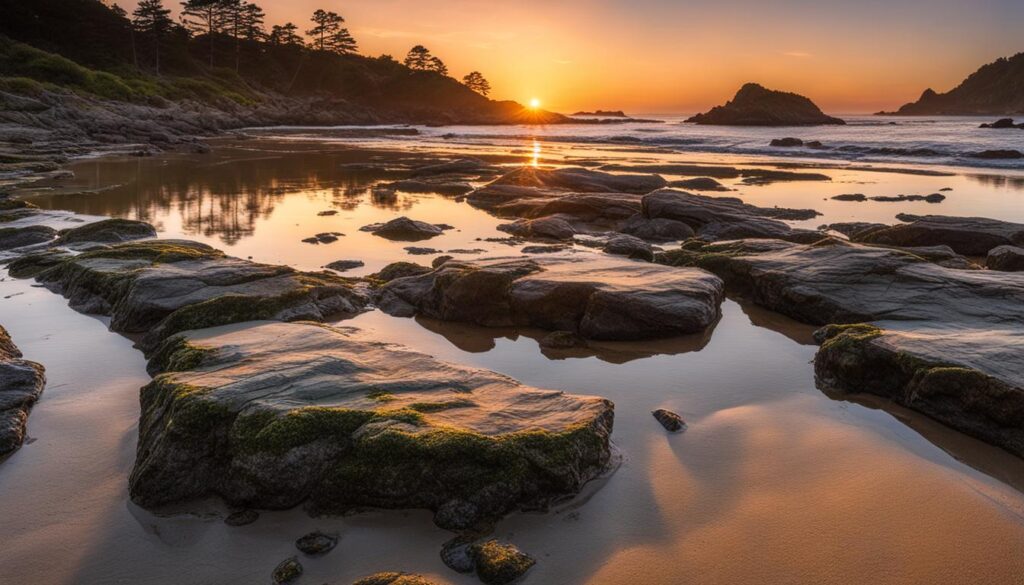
[120,0,1024,113]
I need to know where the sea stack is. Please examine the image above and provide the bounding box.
[686,83,845,126]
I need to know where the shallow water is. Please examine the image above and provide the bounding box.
[4,131,1024,584]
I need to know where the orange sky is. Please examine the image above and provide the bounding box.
[121,0,1024,114]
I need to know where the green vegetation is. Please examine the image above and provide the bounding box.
[76,240,225,263]
[148,336,219,374]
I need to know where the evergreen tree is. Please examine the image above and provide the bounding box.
[180,0,231,67]
[462,71,491,96]
[240,2,266,42]
[326,27,358,55]
[307,10,344,52]
[269,23,304,47]
[429,56,448,76]
[132,0,174,74]
[404,45,432,70]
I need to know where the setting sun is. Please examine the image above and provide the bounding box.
[529,98,541,109]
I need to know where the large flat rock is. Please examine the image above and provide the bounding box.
[0,325,45,459]
[24,240,370,350]
[853,214,1024,256]
[131,321,614,525]
[377,256,724,340]
[642,190,822,243]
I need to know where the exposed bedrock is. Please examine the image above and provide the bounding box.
[0,325,45,459]
[657,237,1024,456]
[852,214,1024,256]
[131,321,614,526]
[641,190,823,242]
[376,256,724,341]
[18,240,370,351]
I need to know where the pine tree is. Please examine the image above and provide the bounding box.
[462,71,491,96]
[240,3,265,42]
[429,56,448,76]
[326,28,358,55]
[181,0,231,67]
[269,23,304,47]
[404,45,432,70]
[307,10,344,52]
[133,0,174,74]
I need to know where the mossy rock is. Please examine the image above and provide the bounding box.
[57,218,157,244]
[352,573,441,585]
[472,540,536,585]
[129,321,614,524]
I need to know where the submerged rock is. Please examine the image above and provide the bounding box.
[23,240,370,350]
[472,540,536,585]
[832,193,868,202]
[852,214,1024,255]
[869,193,945,203]
[295,531,339,556]
[603,234,655,261]
[970,149,1023,160]
[667,177,730,191]
[642,190,823,243]
[224,509,259,526]
[353,573,441,585]
[130,321,614,523]
[325,259,365,272]
[652,409,686,432]
[360,217,450,241]
[0,225,57,251]
[987,245,1024,271]
[979,118,1021,129]
[272,557,302,584]
[377,257,724,340]
[0,325,45,459]
[769,137,803,147]
[686,83,845,126]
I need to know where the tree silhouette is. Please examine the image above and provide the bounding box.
[327,28,358,55]
[462,71,491,96]
[239,2,265,42]
[181,0,231,67]
[269,22,304,47]
[307,9,343,52]
[429,56,448,76]
[404,45,432,70]
[132,0,174,73]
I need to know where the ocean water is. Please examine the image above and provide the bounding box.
[3,127,1024,584]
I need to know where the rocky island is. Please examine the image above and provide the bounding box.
[686,83,846,126]
[883,52,1024,115]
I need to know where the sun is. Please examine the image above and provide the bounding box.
[529,98,541,109]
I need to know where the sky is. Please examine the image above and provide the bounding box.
[118,0,1024,114]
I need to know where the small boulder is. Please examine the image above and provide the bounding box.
[970,149,1023,160]
[0,225,57,250]
[986,245,1024,272]
[272,557,302,584]
[980,118,1017,129]
[667,177,730,191]
[433,498,480,530]
[370,262,432,283]
[57,218,156,244]
[603,234,655,261]
[317,210,339,216]
[831,193,867,202]
[440,537,477,573]
[404,246,442,255]
[295,531,339,556]
[353,573,441,585]
[325,260,365,272]
[521,244,570,254]
[652,409,686,432]
[224,509,259,526]
[619,215,695,242]
[432,255,454,268]
[498,216,575,241]
[360,217,448,241]
[770,137,803,147]
[472,540,536,585]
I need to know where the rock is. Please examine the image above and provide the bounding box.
[970,149,1023,160]
[869,193,945,203]
[770,137,803,147]
[739,169,831,186]
[603,234,654,261]
[481,166,667,195]
[272,557,302,584]
[404,247,442,255]
[57,218,156,245]
[540,330,588,349]
[471,540,536,585]
[497,216,575,241]
[24,240,370,350]
[379,180,474,196]
[831,193,867,202]
[353,573,441,585]
[303,232,342,244]
[295,531,339,556]
[432,255,454,268]
[369,261,432,283]
[433,498,480,531]
[652,409,686,432]
[4,250,73,278]
[987,245,1024,271]
[642,190,824,243]
[377,257,724,340]
[521,245,569,254]
[440,537,477,573]
[360,217,449,241]
[317,210,339,216]
[0,325,45,459]
[325,260,365,272]
[686,83,845,126]
[129,322,614,521]
[409,158,496,178]
[979,118,1019,129]
[823,222,887,239]
[224,509,259,526]
[618,215,695,242]
[667,177,730,191]
[0,225,57,251]
[852,214,1024,255]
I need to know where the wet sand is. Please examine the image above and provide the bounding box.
[3,137,1024,584]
